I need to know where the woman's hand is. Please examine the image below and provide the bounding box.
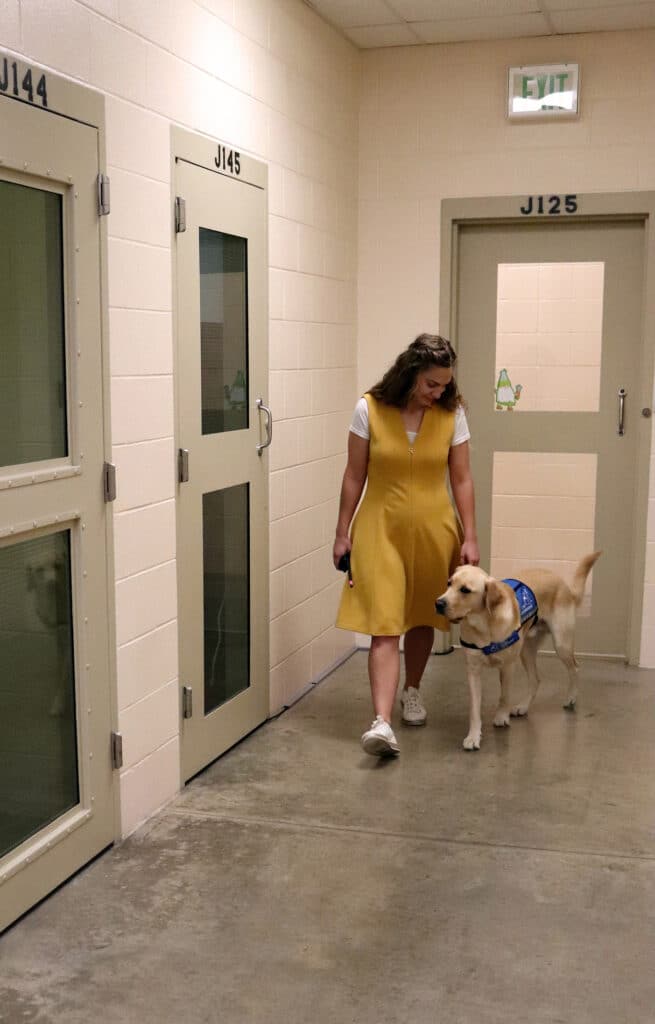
[448,442,479,567]
[460,537,480,566]
[333,433,368,569]
[333,534,351,569]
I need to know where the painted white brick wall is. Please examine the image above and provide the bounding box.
[359,29,655,668]
[3,0,358,836]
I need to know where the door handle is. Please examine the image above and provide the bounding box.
[178,448,190,483]
[617,387,626,436]
[182,685,193,719]
[256,398,273,455]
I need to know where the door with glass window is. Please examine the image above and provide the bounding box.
[0,86,114,932]
[174,132,269,782]
[454,217,646,657]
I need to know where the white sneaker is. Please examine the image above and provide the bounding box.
[400,686,427,726]
[361,716,400,756]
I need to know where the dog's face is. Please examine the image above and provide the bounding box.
[435,565,493,623]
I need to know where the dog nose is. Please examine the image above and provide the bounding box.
[435,598,446,615]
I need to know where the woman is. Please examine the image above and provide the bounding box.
[333,334,479,756]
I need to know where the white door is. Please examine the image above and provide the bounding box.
[0,79,114,932]
[174,131,270,782]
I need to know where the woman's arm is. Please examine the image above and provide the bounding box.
[333,432,369,567]
[448,440,480,566]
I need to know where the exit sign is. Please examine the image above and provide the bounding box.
[508,63,579,119]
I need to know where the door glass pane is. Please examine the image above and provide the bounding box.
[199,228,248,435]
[491,451,597,616]
[0,531,78,859]
[0,179,68,466]
[495,262,603,412]
[203,484,250,714]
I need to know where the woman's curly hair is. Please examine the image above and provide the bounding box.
[369,333,463,412]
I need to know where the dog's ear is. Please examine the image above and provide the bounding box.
[485,579,505,615]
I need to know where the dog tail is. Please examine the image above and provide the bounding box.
[570,551,602,606]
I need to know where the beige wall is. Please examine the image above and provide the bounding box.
[358,29,655,668]
[2,0,358,835]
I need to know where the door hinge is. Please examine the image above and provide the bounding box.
[182,685,193,719]
[111,732,123,770]
[97,173,110,216]
[178,448,189,483]
[103,462,117,503]
[175,196,186,233]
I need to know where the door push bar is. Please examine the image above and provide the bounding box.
[256,398,273,455]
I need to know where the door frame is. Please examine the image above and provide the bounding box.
[440,192,655,665]
[0,54,119,932]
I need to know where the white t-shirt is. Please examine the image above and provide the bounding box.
[349,396,470,447]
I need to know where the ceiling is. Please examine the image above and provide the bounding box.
[304,0,655,47]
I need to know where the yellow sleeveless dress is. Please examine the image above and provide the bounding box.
[336,394,462,636]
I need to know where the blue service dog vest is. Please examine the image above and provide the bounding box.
[460,578,538,656]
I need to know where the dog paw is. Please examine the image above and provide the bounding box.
[463,732,481,751]
[493,711,511,728]
[510,704,529,718]
[563,698,577,712]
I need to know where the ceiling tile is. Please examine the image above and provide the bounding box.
[389,0,541,19]
[549,3,655,32]
[412,12,551,43]
[309,0,655,47]
[309,0,398,28]
[343,22,422,46]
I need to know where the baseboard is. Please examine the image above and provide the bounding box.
[269,643,358,718]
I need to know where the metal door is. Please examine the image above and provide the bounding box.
[174,131,269,782]
[0,73,114,932]
[455,218,645,657]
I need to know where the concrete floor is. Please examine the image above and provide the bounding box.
[1,649,655,1023]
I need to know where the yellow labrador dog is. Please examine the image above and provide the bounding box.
[435,552,601,750]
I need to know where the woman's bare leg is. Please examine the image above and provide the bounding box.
[368,635,400,721]
[403,626,434,691]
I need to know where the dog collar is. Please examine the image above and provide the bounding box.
[460,579,538,656]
